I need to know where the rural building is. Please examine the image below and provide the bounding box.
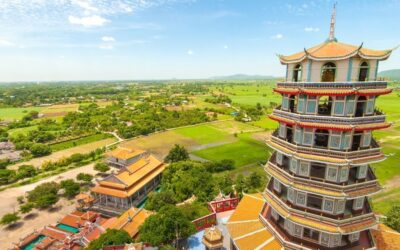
[109,207,153,239]
[227,5,400,250]
[91,153,164,215]
[105,146,147,168]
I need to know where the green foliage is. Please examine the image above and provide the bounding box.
[0,169,16,185]
[215,174,234,195]
[29,143,52,157]
[19,202,35,214]
[204,159,234,173]
[139,205,196,245]
[60,179,81,198]
[27,182,60,208]
[94,162,110,172]
[145,191,177,212]
[0,158,11,169]
[204,94,232,104]
[86,229,133,250]
[164,144,189,163]
[0,212,20,225]
[161,161,216,202]
[178,202,210,221]
[76,173,93,183]
[17,165,37,179]
[384,205,400,232]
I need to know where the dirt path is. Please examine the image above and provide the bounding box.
[8,138,116,170]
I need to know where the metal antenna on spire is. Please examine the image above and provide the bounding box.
[328,2,337,41]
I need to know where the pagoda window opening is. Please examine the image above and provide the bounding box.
[317,96,332,115]
[297,94,306,113]
[282,155,291,172]
[321,62,336,82]
[309,162,326,179]
[355,96,367,117]
[305,96,317,114]
[293,64,302,82]
[289,95,296,112]
[303,227,320,242]
[358,62,369,82]
[286,125,294,143]
[314,129,329,148]
[333,96,346,116]
[351,132,363,150]
[306,194,323,210]
[365,96,375,115]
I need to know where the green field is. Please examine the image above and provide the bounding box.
[175,124,230,144]
[193,133,270,167]
[0,107,43,121]
[49,133,114,152]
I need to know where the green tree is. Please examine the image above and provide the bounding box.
[0,212,20,226]
[145,191,177,212]
[164,144,189,163]
[17,165,36,179]
[19,203,35,214]
[385,205,400,232]
[161,161,216,202]
[60,179,80,198]
[246,172,263,191]
[0,169,16,185]
[27,182,60,208]
[29,143,52,157]
[76,173,93,183]
[94,162,110,173]
[86,229,133,250]
[139,205,196,245]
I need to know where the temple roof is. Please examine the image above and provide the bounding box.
[109,207,153,237]
[91,154,165,198]
[226,194,282,250]
[371,224,400,250]
[279,41,394,64]
[105,146,145,160]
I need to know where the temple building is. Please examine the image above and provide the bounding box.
[228,4,400,250]
[105,146,147,168]
[91,151,164,216]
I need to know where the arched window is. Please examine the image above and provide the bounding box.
[321,62,336,82]
[293,64,302,82]
[358,62,369,82]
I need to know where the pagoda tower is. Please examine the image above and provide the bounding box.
[260,5,395,250]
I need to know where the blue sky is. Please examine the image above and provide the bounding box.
[0,0,399,82]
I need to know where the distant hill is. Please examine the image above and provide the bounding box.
[379,69,400,80]
[210,74,276,80]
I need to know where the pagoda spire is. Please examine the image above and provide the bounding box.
[328,2,337,41]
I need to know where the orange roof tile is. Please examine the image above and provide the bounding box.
[106,147,145,160]
[279,41,393,63]
[91,155,164,198]
[110,207,153,237]
[226,193,282,250]
[371,224,400,249]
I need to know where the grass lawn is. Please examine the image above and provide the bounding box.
[49,133,114,152]
[371,187,400,214]
[8,125,38,136]
[249,116,278,130]
[0,107,43,121]
[193,133,270,167]
[175,124,230,144]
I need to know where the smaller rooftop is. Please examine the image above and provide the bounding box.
[110,207,153,238]
[202,227,223,249]
[106,146,146,160]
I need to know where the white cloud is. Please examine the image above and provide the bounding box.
[223,45,228,49]
[68,15,109,27]
[102,36,115,42]
[187,49,194,56]
[304,27,320,32]
[99,44,114,50]
[0,39,15,47]
[271,34,283,39]
[71,0,99,12]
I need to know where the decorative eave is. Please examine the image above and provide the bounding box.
[273,87,392,96]
[268,114,391,132]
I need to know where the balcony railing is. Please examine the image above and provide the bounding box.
[269,131,382,160]
[272,107,386,125]
[277,81,387,89]
[259,209,376,250]
[267,153,381,196]
[265,180,375,221]
[272,105,386,125]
